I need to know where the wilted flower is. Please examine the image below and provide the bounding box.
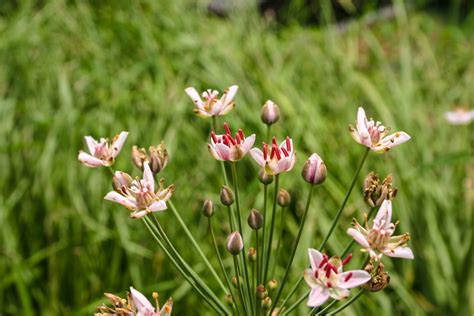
[301,153,327,185]
[445,107,474,125]
[78,131,128,167]
[104,161,174,219]
[185,85,238,117]
[363,261,390,292]
[132,142,169,174]
[304,249,371,307]
[349,107,410,153]
[250,136,296,175]
[208,123,256,161]
[261,100,280,125]
[363,172,397,207]
[227,231,243,255]
[347,200,414,260]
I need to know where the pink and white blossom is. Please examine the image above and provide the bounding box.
[304,249,371,307]
[78,131,128,167]
[104,162,173,219]
[347,199,414,260]
[185,85,238,117]
[129,287,173,316]
[445,107,474,125]
[349,107,410,153]
[208,123,255,161]
[250,136,296,175]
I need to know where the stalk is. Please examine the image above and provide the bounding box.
[263,174,279,283]
[233,256,249,315]
[259,183,268,284]
[270,204,286,278]
[324,289,365,315]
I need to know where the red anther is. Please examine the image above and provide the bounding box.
[344,272,353,282]
[263,143,268,160]
[319,256,328,268]
[331,265,338,274]
[342,254,353,266]
[223,136,230,147]
[211,131,218,143]
[286,137,291,151]
[235,133,242,144]
[325,266,331,278]
[224,122,231,135]
[326,282,332,288]
[272,136,278,147]
[273,144,281,160]
[281,147,289,157]
[227,134,236,145]
[238,129,245,140]
[270,146,276,159]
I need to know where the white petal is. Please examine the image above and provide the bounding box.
[347,228,370,248]
[250,148,266,168]
[131,210,149,219]
[148,200,167,212]
[304,268,318,288]
[78,151,105,168]
[329,287,350,300]
[111,131,129,158]
[220,85,238,106]
[218,102,236,116]
[84,136,98,154]
[308,248,323,272]
[208,144,224,161]
[241,134,256,154]
[130,287,154,313]
[383,246,414,259]
[185,87,204,109]
[143,161,155,192]
[215,143,231,161]
[338,270,371,288]
[356,108,369,135]
[374,131,411,151]
[374,199,392,225]
[307,286,330,307]
[104,191,136,209]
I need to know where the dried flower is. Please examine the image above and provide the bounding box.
[347,200,414,260]
[277,189,291,207]
[304,249,371,307]
[301,153,327,185]
[250,136,296,175]
[363,172,397,207]
[363,262,390,292]
[227,231,243,255]
[208,123,256,161]
[78,131,128,167]
[220,186,235,206]
[132,142,169,174]
[248,208,263,230]
[445,107,474,125]
[349,107,410,153]
[261,100,280,125]
[185,85,238,117]
[202,199,215,218]
[104,161,174,219]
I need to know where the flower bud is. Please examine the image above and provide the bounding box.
[232,276,244,288]
[227,231,243,255]
[258,169,274,185]
[148,142,169,174]
[277,189,291,207]
[363,172,397,207]
[132,146,148,171]
[225,294,234,306]
[261,297,272,310]
[261,100,280,126]
[248,247,257,262]
[220,186,235,206]
[256,284,268,300]
[202,199,215,218]
[301,153,326,185]
[363,262,390,292]
[112,171,133,194]
[247,208,263,230]
[267,279,278,292]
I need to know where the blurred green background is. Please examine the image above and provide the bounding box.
[0,0,472,315]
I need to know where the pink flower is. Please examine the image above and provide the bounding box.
[445,107,474,125]
[304,249,371,307]
[347,199,414,260]
[349,107,410,153]
[104,162,174,219]
[208,123,255,161]
[130,287,173,316]
[250,136,296,175]
[185,85,238,117]
[78,131,128,167]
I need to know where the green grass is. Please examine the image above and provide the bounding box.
[0,1,473,315]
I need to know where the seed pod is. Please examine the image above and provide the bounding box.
[261,100,280,125]
[248,208,263,230]
[364,172,397,207]
[363,262,390,292]
[227,232,243,255]
[277,189,291,207]
[202,199,215,218]
[301,153,327,185]
[248,247,257,262]
[131,146,148,171]
[148,142,169,174]
[267,279,278,292]
[112,171,133,194]
[261,297,272,310]
[256,284,268,300]
[258,169,274,185]
[220,186,235,206]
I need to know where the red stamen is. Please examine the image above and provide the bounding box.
[327,282,332,288]
[223,136,230,147]
[319,256,328,268]
[325,266,331,278]
[272,137,278,147]
[270,146,276,159]
[238,129,245,140]
[272,144,281,160]
[286,136,291,151]
[314,270,319,279]
[224,122,231,135]
[344,272,353,282]
[281,147,289,157]
[263,143,268,160]
[227,134,236,145]
[235,133,242,144]
[342,254,352,266]
[331,265,338,274]
[211,131,218,143]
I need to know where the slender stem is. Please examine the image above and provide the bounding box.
[107,166,115,175]
[259,183,268,284]
[325,289,365,315]
[313,299,337,315]
[212,116,229,186]
[279,277,303,313]
[283,290,307,315]
[270,184,314,314]
[271,205,286,278]
[233,256,248,315]
[263,174,280,283]
[266,125,271,144]
[318,147,370,251]
[168,201,227,294]
[227,205,236,232]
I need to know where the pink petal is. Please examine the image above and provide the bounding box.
[338,270,371,288]
[374,131,411,151]
[148,200,167,212]
[241,134,256,154]
[250,148,266,168]
[215,143,231,161]
[356,107,370,145]
[131,210,148,219]
[111,131,128,158]
[383,247,414,259]
[84,136,98,154]
[218,102,236,116]
[130,287,154,313]
[308,248,323,272]
[307,286,330,307]
[185,87,204,109]
[78,151,105,168]
[347,228,370,248]
[220,85,238,106]
[329,287,350,300]
[304,268,318,288]
[374,199,392,225]
[143,161,155,192]
[104,191,136,209]
[208,144,224,161]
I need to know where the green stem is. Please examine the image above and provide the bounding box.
[259,183,268,284]
[266,125,271,144]
[227,205,236,232]
[279,278,303,314]
[283,290,307,315]
[271,205,286,278]
[313,299,337,315]
[233,255,249,315]
[325,289,365,315]
[270,184,314,314]
[263,174,280,283]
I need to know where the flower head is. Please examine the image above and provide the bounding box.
[250,136,296,175]
[208,123,255,161]
[78,131,128,167]
[445,107,474,125]
[132,142,169,174]
[347,199,414,260]
[185,85,238,117]
[104,161,174,219]
[349,107,410,153]
[304,249,371,307]
[261,100,280,125]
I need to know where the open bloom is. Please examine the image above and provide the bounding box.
[349,107,410,153]
[104,161,174,219]
[250,136,296,175]
[304,249,371,307]
[347,199,414,260]
[445,107,474,125]
[130,287,173,316]
[78,131,128,167]
[208,123,255,161]
[185,85,238,117]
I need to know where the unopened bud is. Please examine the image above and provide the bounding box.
[258,169,274,185]
[261,100,280,125]
[220,186,235,206]
[364,172,397,207]
[202,199,215,217]
[248,208,263,230]
[363,262,390,292]
[112,171,133,194]
[256,284,268,300]
[248,247,257,262]
[132,146,148,170]
[277,189,291,207]
[302,153,326,185]
[148,142,169,174]
[232,276,244,288]
[267,279,278,292]
[227,232,243,255]
[225,294,234,306]
[261,297,272,310]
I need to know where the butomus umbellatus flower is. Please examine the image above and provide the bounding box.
[347,199,414,260]
[185,85,238,117]
[208,123,255,161]
[78,131,128,167]
[304,249,371,307]
[445,107,474,125]
[104,161,174,219]
[132,142,169,174]
[349,107,410,153]
[250,136,296,175]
